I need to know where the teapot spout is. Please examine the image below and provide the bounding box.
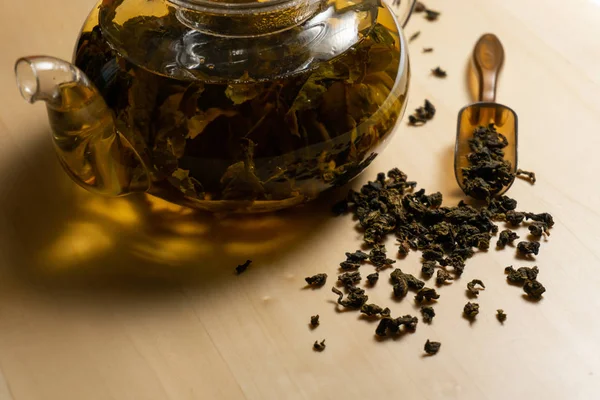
[15,56,149,196]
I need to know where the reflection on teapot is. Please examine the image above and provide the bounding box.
[15,0,414,213]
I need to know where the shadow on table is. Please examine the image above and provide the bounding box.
[0,128,346,303]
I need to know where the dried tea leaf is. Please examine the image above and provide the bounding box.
[310,315,320,327]
[332,286,368,309]
[516,169,536,184]
[313,339,326,351]
[496,309,507,322]
[431,66,447,77]
[305,273,328,287]
[523,279,546,299]
[497,229,519,248]
[415,287,440,303]
[505,266,539,284]
[467,279,485,296]
[463,302,479,319]
[424,340,441,355]
[517,241,540,256]
[436,269,453,285]
[338,271,361,287]
[421,306,435,323]
[366,272,379,285]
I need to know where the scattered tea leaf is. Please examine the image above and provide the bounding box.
[366,272,380,285]
[436,269,453,285]
[409,31,421,42]
[517,241,540,256]
[305,273,328,287]
[338,271,362,287]
[423,47,434,53]
[332,286,369,309]
[516,169,536,184]
[505,266,539,284]
[463,302,480,319]
[421,306,435,323]
[497,229,519,248]
[310,315,320,327]
[496,309,507,322]
[313,339,326,351]
[424,340,441,355]
[523,279,546,299]
[467,279,485,296]
[431,67,447,78]
[415,287,440,303]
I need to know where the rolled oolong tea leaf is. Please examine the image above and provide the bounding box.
[236,260,252,274]
[305,273,328,287]
[523,279,546,299]
[415,287,440,303]
[421,306,435,323]
[467,279,485,296]
[516,169,536,184]
[505,266,539,284]
[310,315,320,327]
[461,124,512,200]
[313,339,326,352]
[405,273,426,290]
[528,222,549,237]
[332,286,369,309]
[431,67,447,77]
[506,211,525,226]
[338,271,362,287]
[497,229,519,248]
[496,309,507,322]
[421,261,436,278]
[423,47,434,53]
[360,303,389,316]
[424,340,441,355]
[463,302,480,319]
[369,244,396,269]
[408,99,436,126]
[366,272,379,285]
[517,241,540,256]
[436,269,453,285]
[375,315,418,337]
[524,212,555,228]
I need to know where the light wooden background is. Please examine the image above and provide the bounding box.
[0,0,599,399]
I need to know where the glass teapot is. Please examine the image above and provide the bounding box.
[15,0,414,213]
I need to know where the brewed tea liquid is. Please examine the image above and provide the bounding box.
[73,1,408,212]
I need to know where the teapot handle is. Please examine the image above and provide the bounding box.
[394,0,417,28]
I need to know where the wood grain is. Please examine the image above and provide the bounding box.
[0,0,599,399]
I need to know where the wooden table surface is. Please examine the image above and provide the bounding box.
[1,0,600,399]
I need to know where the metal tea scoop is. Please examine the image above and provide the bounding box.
[454,33,518,198]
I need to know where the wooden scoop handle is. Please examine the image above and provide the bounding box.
[473,33,505,102]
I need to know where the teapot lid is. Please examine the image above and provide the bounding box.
[97,0,380,82]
